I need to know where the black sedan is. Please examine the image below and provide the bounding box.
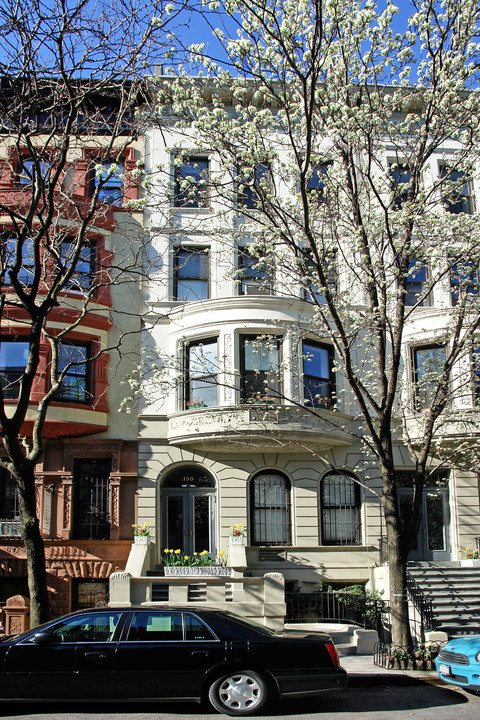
[0,606,347,716]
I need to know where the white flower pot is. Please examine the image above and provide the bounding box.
[134,535,152,545]
[163,566,233,577]
[461,558,480,567]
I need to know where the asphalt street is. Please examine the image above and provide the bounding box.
[0,677,479,720]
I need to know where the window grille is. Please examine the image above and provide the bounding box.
[73,459,111,539]
[321,472,360,545]
[251,471,291,546]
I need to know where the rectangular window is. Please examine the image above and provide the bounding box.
[303,252,337,304]
[241,335,281,403]
[439,165,474,214]
[60,239,96,291]
[472,348,480,405]
[0,469,20,538]
[389,162,411,209]
[450,259,479,306]
[72,580,109,610]
[237,163,270,209]
[238,246,272,295]
[92,161,123,206]
[412,345,447,409]
[405,260,430,306]
[185,338,218,409]
[1,235,35,286]
[174,247,208,301]
[303,341,334,408]
[0,340,29,399]
[174,155,209,208]
[73,458,111,540]
[57,343,90,403]
[307,161,331,201]
[17,156,51,186]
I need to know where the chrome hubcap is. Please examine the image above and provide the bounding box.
[219,673,262,710]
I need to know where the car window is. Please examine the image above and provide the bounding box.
[46,612,121,643]
[127,612,183,642]
[184,614,217,641]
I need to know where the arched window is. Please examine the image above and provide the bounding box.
[320,472,360,545]
[250,471,291,546]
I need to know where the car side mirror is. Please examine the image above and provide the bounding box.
[32,630,56,644]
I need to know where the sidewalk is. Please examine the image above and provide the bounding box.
[340,654,442,683]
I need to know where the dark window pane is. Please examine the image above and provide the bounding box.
[0,341,29,399]
[0,469,20,537]
[241,336,280,402]
[18,157,51,186]
[174,156,208,208]
[238,247,272,295]
[49,612,120,642]
[321,473,359,545]
[128,612,183,641]
[450,259,479,306]
[413,345,447,409]
[61,240,95,291]
[3,236,35,286]
[303,342,333,408]
[307,162,331,200]
[390,163,411,209]
[94,162,123,206]
[74,459,111,540]
[174,248,208,301]
[57,343,89,403]
[405,260,428,306]
[237,164,269,209]
[440,166,473,214]
[184,614,216,641]
[251,472,290,546]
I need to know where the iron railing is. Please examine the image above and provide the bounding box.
[286,590,384,630]
[406,572,435,640]
[0,519,21,537]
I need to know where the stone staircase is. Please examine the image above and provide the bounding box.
[408,562,480,637]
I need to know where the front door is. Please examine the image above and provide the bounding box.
[161,466,216,556]
[399,480,450,561]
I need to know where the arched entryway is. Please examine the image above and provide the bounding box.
[161,466,217,556]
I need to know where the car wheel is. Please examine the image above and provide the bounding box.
[208,669,270,716]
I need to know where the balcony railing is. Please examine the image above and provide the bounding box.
[0,519,21,537]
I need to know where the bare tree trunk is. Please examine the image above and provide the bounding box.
[16,464,49,627]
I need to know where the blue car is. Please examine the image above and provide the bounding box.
[436,636,480,693]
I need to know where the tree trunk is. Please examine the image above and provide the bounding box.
[16,464,50,627]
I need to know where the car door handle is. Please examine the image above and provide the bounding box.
[84,651,107,658]
[191,650,209,657]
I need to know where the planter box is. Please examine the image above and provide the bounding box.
[164,566,233,577]
[134,536,152,545]
[461,558,480,567]
[229,536,245,544]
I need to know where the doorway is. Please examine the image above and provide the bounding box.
[161,466,216,556]
[398,473,450,561]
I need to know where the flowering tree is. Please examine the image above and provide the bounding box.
[0,0,184,626]
[154,0,480,646]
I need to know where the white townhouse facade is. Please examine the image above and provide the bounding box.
[132,96,480,603]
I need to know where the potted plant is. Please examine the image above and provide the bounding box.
[461,547,480,567]
[229,523,246,544]
[132,521,153,544]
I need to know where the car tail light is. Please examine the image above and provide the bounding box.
[326,642,340,667]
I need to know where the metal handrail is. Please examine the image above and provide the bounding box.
[406,572,435,640]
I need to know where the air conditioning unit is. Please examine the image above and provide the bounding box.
[244,283,273,295]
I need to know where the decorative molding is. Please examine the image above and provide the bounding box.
[62,475,73,532]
